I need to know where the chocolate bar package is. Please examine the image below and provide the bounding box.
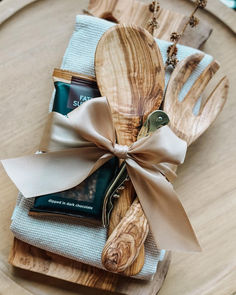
[29,69,118,221]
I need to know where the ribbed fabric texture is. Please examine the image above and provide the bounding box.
[11,15,212,281]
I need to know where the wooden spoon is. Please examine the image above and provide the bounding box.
[102,53,229,273]
[95,24,165,275]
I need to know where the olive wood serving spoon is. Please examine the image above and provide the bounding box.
[95,24,165,275]
[101,53,229,273]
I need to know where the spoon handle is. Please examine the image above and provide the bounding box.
[102,199,149,273]
[102,111,169,273]
[102,111,169,228]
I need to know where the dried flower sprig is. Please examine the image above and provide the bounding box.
[166,0,207,68]
[147,1,160,35]
[196,0,207,9]
[189,16,199,28]
[170,32,181,42]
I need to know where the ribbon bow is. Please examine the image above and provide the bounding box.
[2,97,201,252]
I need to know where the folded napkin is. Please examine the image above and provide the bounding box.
[10,15,213,280]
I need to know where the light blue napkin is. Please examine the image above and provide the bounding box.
[11,15,212,280]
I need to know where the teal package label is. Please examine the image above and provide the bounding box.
[52,79,100,115]
[32,78,118,220]
[67,79,100,109]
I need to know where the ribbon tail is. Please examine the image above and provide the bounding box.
[2,148,112,198]
[127,159,201,252]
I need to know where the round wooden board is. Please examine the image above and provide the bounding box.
[0,0,235,295]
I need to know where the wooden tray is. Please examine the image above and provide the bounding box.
[0,0,235,294]
[9,239,171,294]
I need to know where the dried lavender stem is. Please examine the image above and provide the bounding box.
[180,6,198,36]
[165,3,203,68]
[147,0,160,35]
[169,6,198,56]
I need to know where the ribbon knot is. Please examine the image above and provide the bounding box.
[1,97,200,252]
[113,144,129,159]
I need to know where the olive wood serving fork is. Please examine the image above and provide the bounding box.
[101,53,229,274]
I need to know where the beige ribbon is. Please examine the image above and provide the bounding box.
[2,97,201,252]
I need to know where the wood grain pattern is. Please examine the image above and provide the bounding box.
[87,0,212,48]
[101,110,166,273]
[95,24,165,275]
[101,184,149,274]
[2,0,214,289]
[53,68,97,83]
[0,0,235,294]
[110,53,229,273]
[164,56,228,145]
[188,0,236,34]
[95,24,165,144]
[0,0,39,26]
[9,239,119,292]
[9,238,171,294]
